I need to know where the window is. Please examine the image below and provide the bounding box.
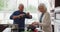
[0,0,52,24]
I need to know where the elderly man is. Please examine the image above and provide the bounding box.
[10,4,32,32]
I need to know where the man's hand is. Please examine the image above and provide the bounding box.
[26,12,32,18]
[26,12,30,16]
[18,14,25,18]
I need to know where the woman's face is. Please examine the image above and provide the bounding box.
[38,6,45,13]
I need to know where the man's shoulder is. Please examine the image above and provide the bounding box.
[13,10,19,13]
[14,10,19,12]
[14,10,26,14]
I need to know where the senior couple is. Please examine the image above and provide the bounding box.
[10,3,52,32]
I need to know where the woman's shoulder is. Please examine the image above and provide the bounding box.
[45,12,50,15]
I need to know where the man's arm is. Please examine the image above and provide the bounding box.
[25,12,32,19]
[10,12,19,20]
[26,15,32,19]
[11,16,19,19]
[10,12,25,20]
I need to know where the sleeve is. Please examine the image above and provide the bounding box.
[42,13,51,26]
[23,12,32,19]
[25,14,32,19]
[10,11,16,20]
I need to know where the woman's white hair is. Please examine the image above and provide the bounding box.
[38,3,47,11]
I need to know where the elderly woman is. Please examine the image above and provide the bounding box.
[33,3,52,32]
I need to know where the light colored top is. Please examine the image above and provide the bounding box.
[41,12,52,32]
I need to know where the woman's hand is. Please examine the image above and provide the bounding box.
[32,21,43,26]
[32,21,40,25]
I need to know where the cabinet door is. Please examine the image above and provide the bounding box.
[55,0,60,7]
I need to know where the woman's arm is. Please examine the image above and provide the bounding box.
[39,13,51,26]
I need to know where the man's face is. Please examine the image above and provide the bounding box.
[18,5,24,12]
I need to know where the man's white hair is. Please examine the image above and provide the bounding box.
[19,4,24,7]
